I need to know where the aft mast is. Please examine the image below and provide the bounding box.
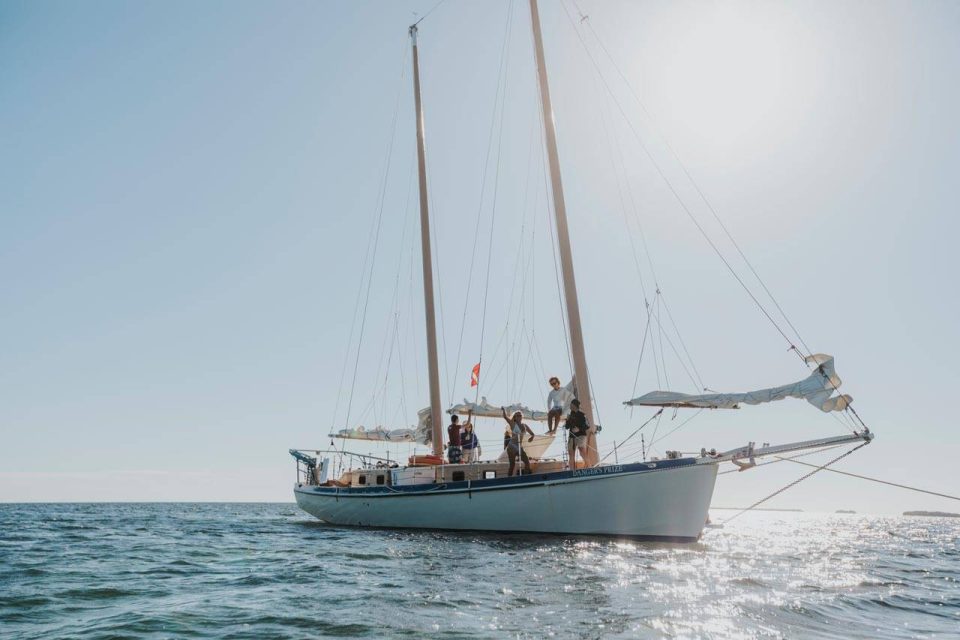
[528,0,599,465]
[410,24,444,457]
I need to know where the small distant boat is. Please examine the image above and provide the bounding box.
[290,0,872,541]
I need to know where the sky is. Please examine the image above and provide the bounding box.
[2,0,958,514]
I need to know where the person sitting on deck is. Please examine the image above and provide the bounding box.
[564,398,589,470]
[447,414,463,464]
[546,376,574,434]
[461,418,480,463]
[501,407,534,476]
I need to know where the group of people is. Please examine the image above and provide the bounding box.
[445,411,479,465]
[445,376,592,476]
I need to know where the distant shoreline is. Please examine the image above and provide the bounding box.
[711,507,803,512]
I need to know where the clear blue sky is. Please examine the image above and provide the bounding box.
[2,0,958,513]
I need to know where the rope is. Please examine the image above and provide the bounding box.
[475,0,516,401]
[722,441,870,524]
[411,0,447,27]
[377,160,417,426]
[564,1,869,435]
[717,445,843,475]
[628,307,654,418]
[557,0,808,364]
[647,408,703,451]
[449,0,516,405]
[342,40,409,432]
[776,456,960,502]
[529,19,573,376]
[599,409,662,463]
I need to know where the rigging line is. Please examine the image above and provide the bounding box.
[654,106,862,419]
[510,173,537,398]
[517,320,537,401]
[332,40,410,430]
[514,245,539,399]
[450,0,517,406]
[648,298,662,389]
[500,186,530,398]
[378,158,418,424]
[717,445,844,475]
[628,307,654,418]
[592,0,867,432]
[411,0,447,27]
[394,162,420,423]
[642,295,701,392]
[343,39,409,431]
[529,328,549,389]
[528,22,572,376]
[658,290,705,391]
[655,294,670,391]
[595,75,707,394]
[646,410,664,456]
[599,409,663,463]
[558,0,806,364]
[541,142,572,374]
[406,235,421,396]
[722,441,871,524]
[372,214,412,426]
[647,408,704,451]
[775,457,960,502]
[572,0,813,360]
[592,65,650,303]
[602,73,662,294]
[476,0,517,400]
[424,151,452,399]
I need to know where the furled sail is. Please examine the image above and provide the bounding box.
[495,432,557,462]
[328,425,427,443]
[624,354,853,413]
[447,397,550,422]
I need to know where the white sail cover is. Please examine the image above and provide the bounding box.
[624,354,853,413]
[495,432,557,462]
[328,425,426,444]
[447,397,549,422]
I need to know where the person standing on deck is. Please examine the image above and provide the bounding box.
[565,399,589,470]
[447,414,463,464]
[461,418,480,463]
[546,376,574,434]
[501,407,534,476]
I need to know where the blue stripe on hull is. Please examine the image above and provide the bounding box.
[296,457,698,498]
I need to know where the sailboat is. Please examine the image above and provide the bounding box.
[290,0,872,541]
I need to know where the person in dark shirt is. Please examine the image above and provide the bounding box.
[461,419,480,463]
[447,414,463,464]
[564,399,589,470]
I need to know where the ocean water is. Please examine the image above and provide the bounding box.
[1,504,957,639]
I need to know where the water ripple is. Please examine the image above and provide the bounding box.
[1,505,958,638]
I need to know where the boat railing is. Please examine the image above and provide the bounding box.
[289,448,399,486]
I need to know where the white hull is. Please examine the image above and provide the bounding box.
[294,461,719,541]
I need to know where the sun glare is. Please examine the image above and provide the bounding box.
[645,4,817,156]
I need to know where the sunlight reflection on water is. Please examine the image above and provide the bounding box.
[1,505,957,638]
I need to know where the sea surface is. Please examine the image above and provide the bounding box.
[1,504,957,639]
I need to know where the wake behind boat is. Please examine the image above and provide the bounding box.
[290,0,873,540]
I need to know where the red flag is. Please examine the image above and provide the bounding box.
[470,363,481,387]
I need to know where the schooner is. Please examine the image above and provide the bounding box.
[290,0,872,540]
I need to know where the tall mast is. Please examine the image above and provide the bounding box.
[528,0,598,465]
[409,24,444,457]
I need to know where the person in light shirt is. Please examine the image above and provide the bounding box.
[546,377,574,434]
